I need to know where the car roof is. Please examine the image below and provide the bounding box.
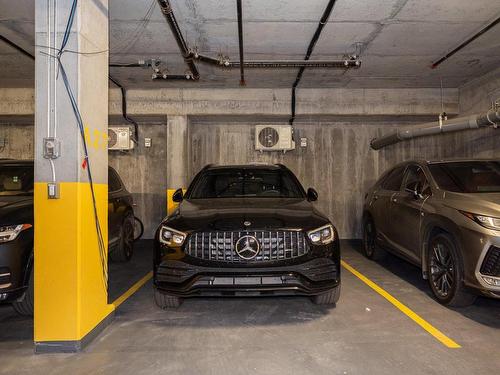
[425,158,500,165]
[0,159,34,166]
[203,163,286,171]
[388,159,499,168]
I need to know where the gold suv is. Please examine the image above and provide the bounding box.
[363,160,500,307]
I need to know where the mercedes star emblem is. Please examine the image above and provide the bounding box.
[235,235,260,260]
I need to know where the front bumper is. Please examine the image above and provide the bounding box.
[460,227,500,298]
[154,257,340,297]
[153,227,341,298]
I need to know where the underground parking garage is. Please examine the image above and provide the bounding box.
[0,0,499,373]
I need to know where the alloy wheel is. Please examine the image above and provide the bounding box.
[123,218,135,258]
[429,241,455,298]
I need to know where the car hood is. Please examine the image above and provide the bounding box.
[164,198,330,232]
[443,191,500,217]
[0,195,33,226]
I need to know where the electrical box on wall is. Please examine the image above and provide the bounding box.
[255,125,295,153]
[108,127,134,151]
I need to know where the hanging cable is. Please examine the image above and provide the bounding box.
[108,75,139,142]
[45,0,108,291]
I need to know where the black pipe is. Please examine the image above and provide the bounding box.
[0,34,35,60]
[109,63,143,67]
[108,75,139,142]
[432,15,500,69]
[156,0,200,80]
[289,0,339,125]
[152,73,195,80]
[193,53,227,66]
[236,0,245,86]
[193,53,361,69]
[231,59,361,68]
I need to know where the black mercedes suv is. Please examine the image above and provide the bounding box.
[153,164,341,308]
[0,160,135,315]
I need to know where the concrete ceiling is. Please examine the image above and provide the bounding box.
[0,0,499,89]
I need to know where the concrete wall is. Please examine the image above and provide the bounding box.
[108,123,167,239]
[459,67,500,115]
[189,116,500,239]
[0,78,498,239]
[0,123,34,159]
[0,121,167,239]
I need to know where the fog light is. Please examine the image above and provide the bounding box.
[0,293,8,301]
[482,276,500,286]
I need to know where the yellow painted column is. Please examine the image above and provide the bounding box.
[34,0,112,352]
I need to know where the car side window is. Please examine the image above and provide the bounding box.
[381,166,406,191]
[108,168,122,193]
[404,165,431,196]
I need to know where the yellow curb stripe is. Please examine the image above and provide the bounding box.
[112,271,153,309]
[341,260,461,349]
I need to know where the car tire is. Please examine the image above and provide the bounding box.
[362,217,385,260]
[154,288,182,309]
[110,213,135,262]
[12,267,34,316]
[312,285,341,305]
[426,233,476,307]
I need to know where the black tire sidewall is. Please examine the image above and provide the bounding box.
[363,219,375,259]
[427,233,461,305]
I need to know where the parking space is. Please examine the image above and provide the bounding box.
[1,0,499,372]
[1,242,498,375]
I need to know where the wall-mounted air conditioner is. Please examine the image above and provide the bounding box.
[255,125,295,153]
[108,126,134,150]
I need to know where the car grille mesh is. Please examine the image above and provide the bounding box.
[480,246,500,277]
[185,231,309,262]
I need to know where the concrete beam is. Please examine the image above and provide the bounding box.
[113,88,459,116]
[1,87,459,118]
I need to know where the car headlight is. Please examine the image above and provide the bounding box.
[461,212,500,231]
[307,224,335,245]
[0,224,32,243]
[159,226,187,247]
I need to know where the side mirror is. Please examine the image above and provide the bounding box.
[172,188,184,203]
[405,181,422,200]
[307,188,318,202]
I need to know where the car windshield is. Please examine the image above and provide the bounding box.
[429,161,500,193]
[188,168,305,199]
[0,165,34,196]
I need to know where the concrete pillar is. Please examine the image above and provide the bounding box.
[166,115,188,214]
[34,0,112,352]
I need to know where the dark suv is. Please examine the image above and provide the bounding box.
[0,160,135,315]
[153,164,340,308]
[363,159,500,307]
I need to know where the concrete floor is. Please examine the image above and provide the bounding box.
[0,241,499,374]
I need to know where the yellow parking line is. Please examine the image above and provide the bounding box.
[341,260,461,349]
[112,271,153,309]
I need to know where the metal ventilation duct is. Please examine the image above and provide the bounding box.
[370,109,500,150]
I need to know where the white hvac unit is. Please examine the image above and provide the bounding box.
[255,125,295,153]
[108,126,134,150]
